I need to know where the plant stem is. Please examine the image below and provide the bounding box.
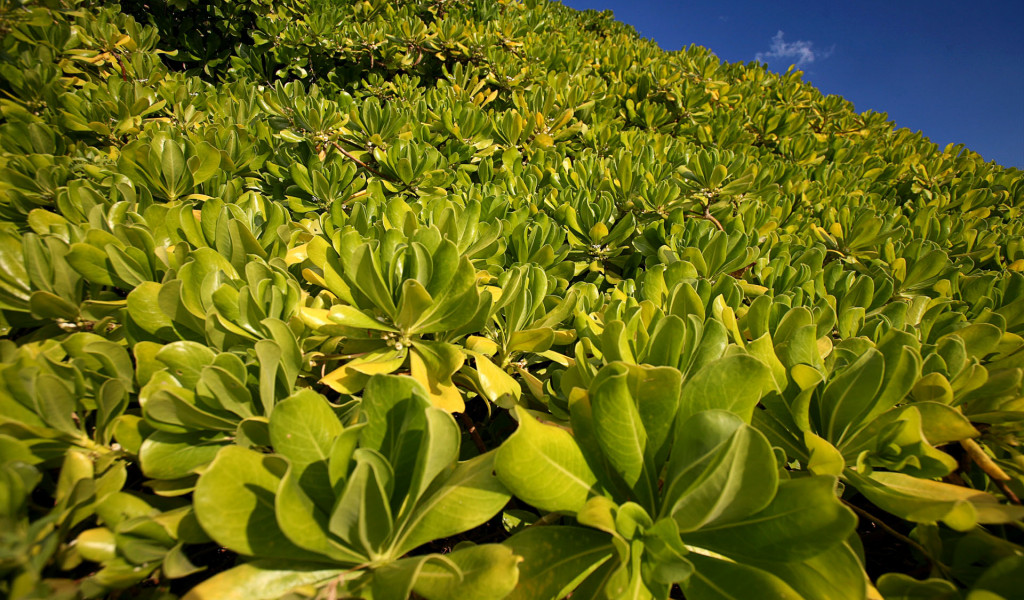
[703,207,724,231]
[843,500,953,579]
[458,411,488,454]
[960,439,1022,504]
[526,511,564,529]
[112,51,129,81]
[329,140,392,181]
[993,479,1022,505]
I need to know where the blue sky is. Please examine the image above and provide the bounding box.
[560,0,1024,168]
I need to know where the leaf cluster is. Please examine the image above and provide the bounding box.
[1,1,1022,599]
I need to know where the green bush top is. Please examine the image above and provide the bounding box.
[1,1,1022,599]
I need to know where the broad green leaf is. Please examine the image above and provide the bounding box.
[495,406,598,514]
[576,495,622,537]
[643,517,694,585]
[193,446,325,561]
[470,352,522,407]
[255,340,282,416]
[604,537,655,600]
[424,238,460,299]
[93,490,157,531]
[141,375,236,433]
[341,236,397,317]
[622,363,682,467]
[328,304,397,331]
[466,335,499,356]
[846,470,1024,530]
[76,528,118,563]
[669,283,706,323]
[601,320,636,364]
[405,407,461,506]
[262,318,303,385]
[745,334,788,393]
[328,448,394,554]
[940,323,1003,360]
[752,404,810,465]
[105,245,149,288]
[161,138,186,194]
[320,348,398,395]
[644,315,685,367]
[683,553,804,600]
[111,414,151,456]
[0,372,47,431]
[67,243,115,286]
[410,341,465,412]
[913,402,979,444]
[0,463,31,517]
[757,542,868,600]
[29,290,78,320]
[663,411,777,531]
[804,432,846,476]
[870,345,921,418]
[96,378,130,440]
[289,163,313,193]
[569,386,636,501]
[676,355,771,425]
[909,368,954,401]
[416,258,479,333]
[139,431,227,480]
[197,366,253,419]
[392,451,510,555]
[681,476,856,564]
[396,156,414,184]
[508,328,556,353]
[503,526,616,600]
[35,374,79,435]
[789,364,826,432]
[360,374,455,507]
[367,556,421,600]
[345,348,409,377]
[686,319,729,376]
[359,374,431,453]
[838,405,957,479]
[875,573,959,600]
[156,280,207,340]
[589,363,648,492]
[774,309,822,371]
[971,554,1024,599]
[275,458,365,564]
[0,434,39,465]
[396,279,434,332]
[156,342,216,389]
[328,425,363,494]
[269,391,342,466]
[191,142,222,185]
[819,349,885,445]
[163,542,205,579]
[412,543,521,600]
[269,389,342,510]
[181,560,342,600]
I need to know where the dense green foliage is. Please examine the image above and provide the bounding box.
[1,0,1023,598]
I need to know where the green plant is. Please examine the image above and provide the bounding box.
[188,375,517,600]
[1,0,1022,598]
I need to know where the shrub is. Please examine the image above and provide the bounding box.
[1,0,1022,599]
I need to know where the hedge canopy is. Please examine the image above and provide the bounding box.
[1,1,1022,599]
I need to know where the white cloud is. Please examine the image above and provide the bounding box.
[755,31,833,69]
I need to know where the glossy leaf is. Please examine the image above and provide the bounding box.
[193,446,326,561]
[504,526,616,600]
[495,406,598,514]
[182,560,342,600]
